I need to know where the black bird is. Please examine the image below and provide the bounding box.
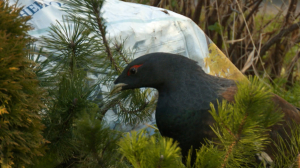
[113,52,300,164]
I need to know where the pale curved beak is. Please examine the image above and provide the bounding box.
[110,83,128,95]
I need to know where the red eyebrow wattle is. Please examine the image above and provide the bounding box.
[127,64,143,76]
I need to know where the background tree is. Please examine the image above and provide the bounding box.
[0,1,47,167]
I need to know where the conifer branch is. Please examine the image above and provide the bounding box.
[120,52,130,64]
[91,1,120,73]
[114,43,130,64]
[220,122,236,139]
[69,40,76,74]
[221,141,236,168]
[118,101,149,114]
[92,146,102,166]
[220,114,247,168]
[237,114,248,138]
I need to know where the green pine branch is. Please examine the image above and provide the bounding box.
[272,122,300,168]
[118,130,184,168]
[200,77,283,167]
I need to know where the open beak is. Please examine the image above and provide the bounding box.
[110,83,127,95]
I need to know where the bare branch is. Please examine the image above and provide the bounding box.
[284,0,297,26]
[192,0,204,25]
[228,0,263,57]
[259,21,300,57]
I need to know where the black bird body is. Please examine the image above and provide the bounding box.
[114,52,300,163]
[153,61,235,159]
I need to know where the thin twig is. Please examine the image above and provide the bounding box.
[228,0,262,57]
[284,0,297,27]
[215,0,228,56]
[259,21,300,57]
[286,51,300,87]
[192,0,204,25]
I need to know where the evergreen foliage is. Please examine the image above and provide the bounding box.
[73,108,124,168]
[272,122,300,168]
[271,78,300,108]
[118,130,184,168]
[203,77,283,167]
[0,1,46,167]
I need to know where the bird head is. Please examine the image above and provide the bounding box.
[113,52,203,94]
[113,53,167,92]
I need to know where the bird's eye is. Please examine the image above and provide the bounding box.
[127,64,143,76]
[130,68,137,75]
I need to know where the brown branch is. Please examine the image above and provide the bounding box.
[221,122,236,139]
[182,0,186,15]
[92,2,121,73]
[221,141,236,168]
[114,42,130,64]
[295,12,300,20]
[269,41,284,79]
[205,0,221,39]
[237,114,247,136]
[216,2,233,49]
[246,0,262,9]
[221,114,248,168]
[99,99,120,118]
[152,0,161,6]
[186,0,193,18]
[119,52,129,64]
[284,0,297,27]
[228,0,262,57]
[221,4,233,26]
[295,37,300,44]
[286,52,300,87]
[204,0,212,36]
[259,21,300,57]
[242,0,248,12]
[192,0,204,25]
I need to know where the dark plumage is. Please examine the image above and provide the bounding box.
[114,52,300,164]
